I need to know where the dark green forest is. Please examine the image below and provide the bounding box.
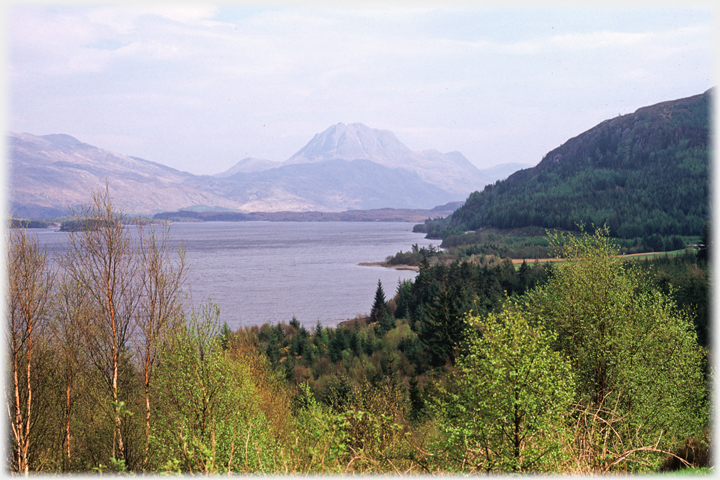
[417,90,711,252]
[7,187,710,474]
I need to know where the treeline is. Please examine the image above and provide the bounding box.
[417,90,710,252]
[7,189,710,474]
[635,249,710,347]
[9,218,56,229]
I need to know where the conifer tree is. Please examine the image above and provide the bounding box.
[370,280,387,324]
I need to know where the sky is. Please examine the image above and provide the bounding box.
[5,4,715,176]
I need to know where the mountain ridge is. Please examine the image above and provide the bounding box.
[9,125,526,217]
[214,157,282,177]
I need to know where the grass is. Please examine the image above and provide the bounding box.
[511,248,692,269]
[659,466,713,475]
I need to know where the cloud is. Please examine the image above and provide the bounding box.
[548,30,650,50]
[83,5,221,30]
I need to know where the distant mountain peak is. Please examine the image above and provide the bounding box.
[284,122,414,166]
[215,157,281,177]
[280,122,501,195]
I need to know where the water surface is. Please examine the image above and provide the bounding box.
[30,221,437,329]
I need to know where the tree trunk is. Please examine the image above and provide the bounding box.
[65,370,72,471]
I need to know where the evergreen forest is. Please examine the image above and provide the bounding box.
[6,188,711,475]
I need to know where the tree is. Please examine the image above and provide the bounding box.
[369,280,387,324]
[7,226,55,474]
[437,306,574,472]
[529,226,708,471]
[134,222,187,469]
[393,279,413,320]
[61,186,139,462]
[435,226,708,473]
[52,273,89,470]
[416,287,468,368]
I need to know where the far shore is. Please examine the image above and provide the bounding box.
[358,262,419,271]
[362,251,671,271]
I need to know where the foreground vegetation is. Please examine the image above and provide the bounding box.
[7,190,710,474]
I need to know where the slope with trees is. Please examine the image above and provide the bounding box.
[417,90,711,252]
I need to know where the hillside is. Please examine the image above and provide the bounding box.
[214,157,281,176]
[419,89,711,247]
[153,202,462,223]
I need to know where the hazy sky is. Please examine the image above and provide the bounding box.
[7,4,714,176]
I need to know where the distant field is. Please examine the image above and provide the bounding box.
[511,249,689,265]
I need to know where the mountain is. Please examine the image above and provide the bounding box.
[8,124,528,217]
[214,157,281,176]
[283,122,493,196]
[285,122,415,166]
[8,132,246,218]
[188,159,457,211]
[420,89,712,244]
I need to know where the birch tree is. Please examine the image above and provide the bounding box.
[135,222,187,469]
[7,225,54,474]
[51,273,89,470]
[61,186,138,462]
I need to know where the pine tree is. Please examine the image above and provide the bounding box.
[370,280,387,324]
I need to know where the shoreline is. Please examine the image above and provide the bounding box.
[364,250,672,270]
[358,262,419,271]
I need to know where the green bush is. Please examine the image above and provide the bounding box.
[435,306,574,473]
[150,304,279,473]
[528,227,708,472]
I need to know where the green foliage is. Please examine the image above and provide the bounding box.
[408,258,548,369]
[432,226,709,473]
[219,321,232,351]
[635,250,709,347]
[10,189,710,475]
[435,306,574,473]
[287,383,349,473]
[385,244,440,266]
[9,218,54,228]
[415,287,469,368]
[149,303,279,473]
[370,280,389,327]
[528,226,708,471]
[440,226,554,258]
[393,279,414,320]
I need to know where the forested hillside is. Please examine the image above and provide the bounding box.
[419,90,711,249]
